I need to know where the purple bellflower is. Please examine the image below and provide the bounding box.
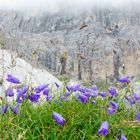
[53,112,65,126]
[136,111,140,121]
[98,121,109,136]
[133,92,140,100]
[125,95,135,104]
[10,104,20,115]
[6,75,20,84]
[119,76,130,83]
[29,93,40,103]
[110,100,119,109]
[6,88,14,97]
[109,87,118,96]
[92,84,98,91]
[78,94,89,104]
[43,88,50,96]
[99,92,107,98]
[0,104,8,114]
[35,84,48,93]
[121,135,128,140]
[107,107,116,115]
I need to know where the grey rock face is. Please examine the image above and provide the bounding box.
[0,8,140,82]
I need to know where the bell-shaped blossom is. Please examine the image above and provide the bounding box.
[0,104,8,114]
[91,91,98,98]
[17,86,29,95]
[29,93,40,103]
[6,88,14,97]
[83,93,91,98]
[119,76,130,83]
[6,75,20,84]
[35,84,48,93]
[121,135,127,140]
[107,107,116,115]
[98,121,109,136]
[78,94,89,104]
[92,84,98,91]
[110,100,119,109]
[53,112,65,126]
[109,87,118,96]
[72,84,81,92]
[99,92,107,98]
[46,96,54,101]
[64,92,71,97]
[43,88,50,96]
[78,88,87,93]
[16,92,24,103]
[10,104,20,115]
[125,95,135,104]
[133,92,140,100]
[136,111,140,121]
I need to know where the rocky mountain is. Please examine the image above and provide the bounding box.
[0,7,140,83]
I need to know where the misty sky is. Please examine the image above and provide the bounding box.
[0,0,139,14]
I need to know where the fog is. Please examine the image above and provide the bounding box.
[0,0,139,15]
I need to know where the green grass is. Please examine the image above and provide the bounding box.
[0,95,140,140]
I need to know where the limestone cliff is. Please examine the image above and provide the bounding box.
[0,8,140,82]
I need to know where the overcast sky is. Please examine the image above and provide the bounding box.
[0,0,139,14]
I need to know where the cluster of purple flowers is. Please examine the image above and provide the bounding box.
[0,74,140,139]
[1,75,56,115]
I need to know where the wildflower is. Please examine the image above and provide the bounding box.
[29,93,40,103]
[117,129,127,140]
[107,107,116,115]
[109,87,118,96]
[43,88,50,96]
[78,88,86,93]
[72,84,81,92]
[64,92,71,97]
[46,96,54,101]
[10,104,20,115]
[133,92,140,100]
[0,104,8,114]
[6,75,20,84]
[17,86,29,94]
[91,91,98,97]
[119,76,130,83]
[53,112,65,126]
[136,111,140,121]
[125,95,135,104]
[110,100,118,109]
[98,121,109,136]
[99,92,107,98]
[121,135,127,140]
[84,88,91,92]
[17,86,29,101]
[78,94,89,104]
[35,84,48,93]
[83,93,91,98]
[92,84,98,91]
[6,88,14,97]
[16,92,23,103]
